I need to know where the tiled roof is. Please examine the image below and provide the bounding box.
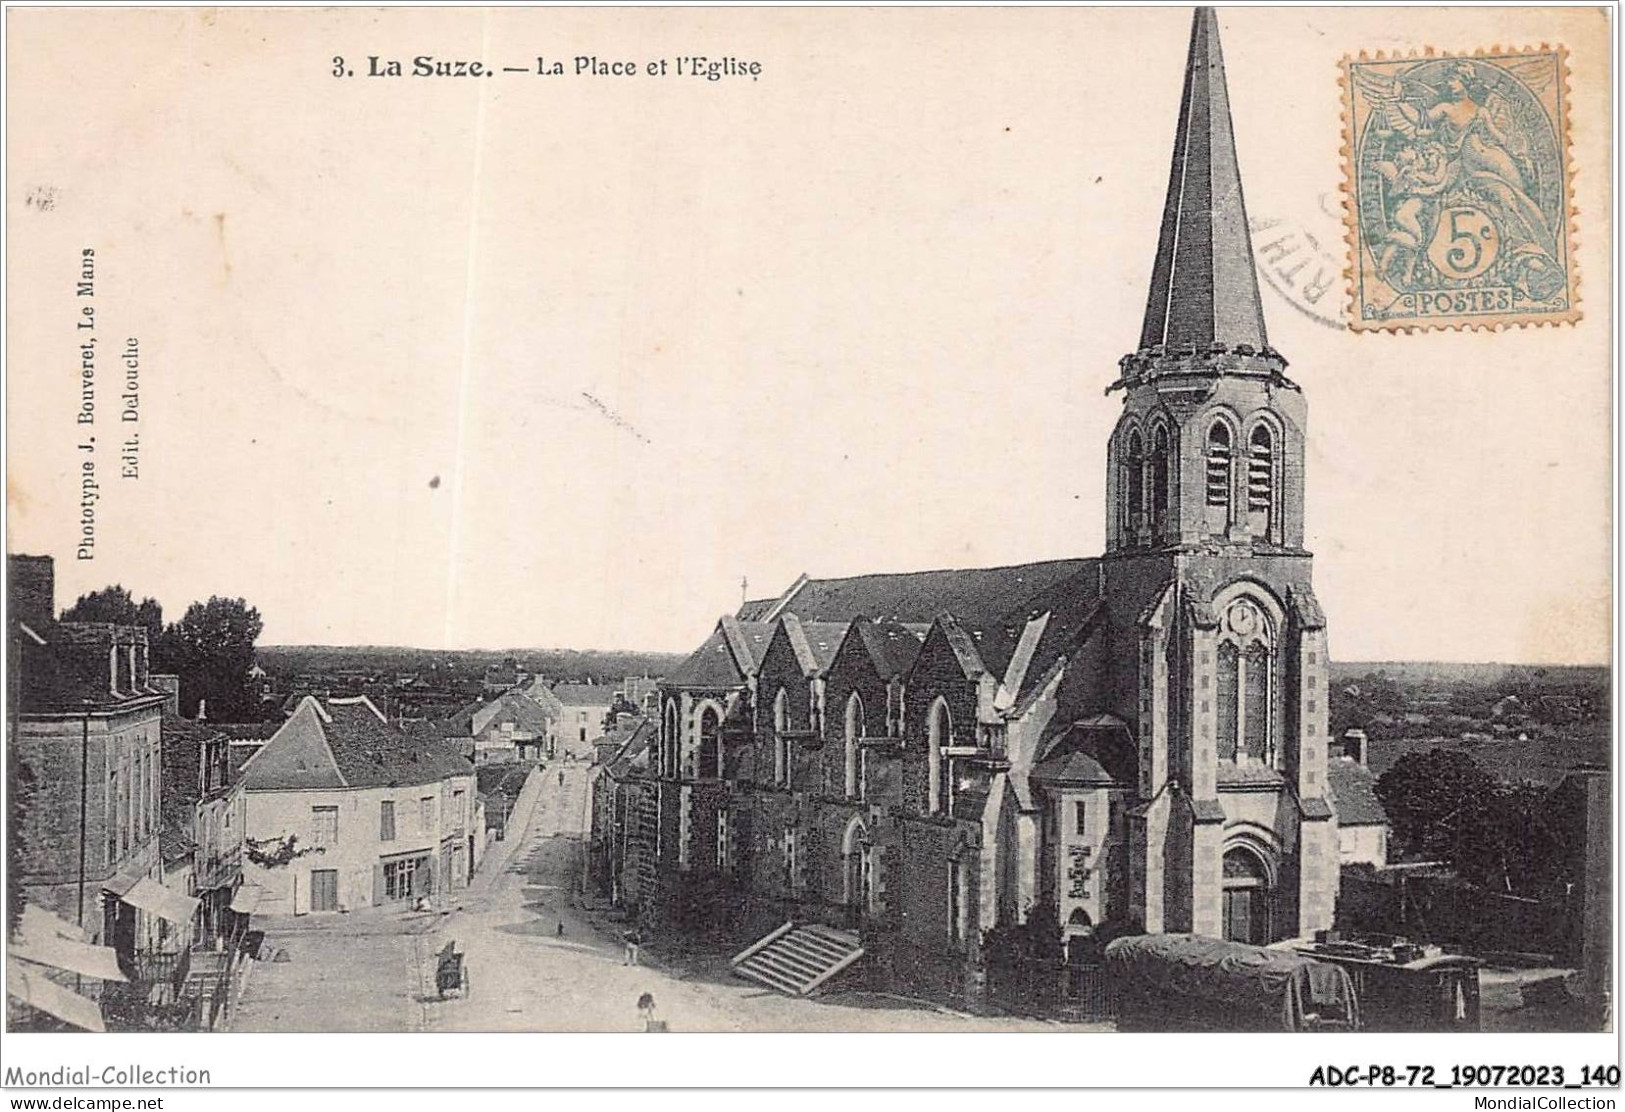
[241,696,472,792]
[1328,758,1389,827]
[765,558,1098,626]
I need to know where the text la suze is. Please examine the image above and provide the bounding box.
[368,56,489,77]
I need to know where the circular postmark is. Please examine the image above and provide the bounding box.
[1250,194,1347,331]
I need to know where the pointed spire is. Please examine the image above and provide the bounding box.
[1138,8,1268,354]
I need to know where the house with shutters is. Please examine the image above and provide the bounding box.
[625,8,1342,1008]
[239,695,478,914]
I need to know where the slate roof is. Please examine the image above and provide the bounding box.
[552,683,615,707]
[1034,717,1136,786]
[215,721,283,741]
[778,617,851,677]
[240,695,472,792]
[756,558,1098,626]
[665,620,775,688]
[437,691,555,737]
[10,618,168,714]
[1327,757,1389,827]
[1139,6,1268,353]
[1216,762,1285,788]
[736,598,778,621]
[847,617,928,679]
[605,720,656,779]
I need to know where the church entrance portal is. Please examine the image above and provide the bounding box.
[1221,845,1273,946]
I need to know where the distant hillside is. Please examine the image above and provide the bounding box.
[258,645,686,685]
[1330,661,1609,689]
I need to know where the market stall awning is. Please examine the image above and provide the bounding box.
[228,885,264,914]
[117,877,200,925]
[6,960,106,1032]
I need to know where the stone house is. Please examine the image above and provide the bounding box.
[6,554,196,990]
[239,695,478,914]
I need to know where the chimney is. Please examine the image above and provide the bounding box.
[151,673,182,717]
[1343,728,1368,767]
[8,554,55,631]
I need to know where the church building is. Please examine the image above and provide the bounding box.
[628,7,1340,1006]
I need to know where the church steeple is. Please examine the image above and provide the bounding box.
[1139,7,1268,356]
[1105,7,1304,556]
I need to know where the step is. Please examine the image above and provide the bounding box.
[784,931,854,962]
[744,949,822,986]
[737,959,804,996]
[801,924,861,948]
[733,921,867,997]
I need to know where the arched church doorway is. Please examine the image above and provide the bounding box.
[1222,844,1273,946]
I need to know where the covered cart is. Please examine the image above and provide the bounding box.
[1105,934,1359,1031]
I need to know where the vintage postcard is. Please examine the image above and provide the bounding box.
[2,3,1615,1095]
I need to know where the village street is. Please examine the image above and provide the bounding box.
[230,765,1071,1033]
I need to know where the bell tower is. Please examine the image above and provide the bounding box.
[1107,8,1337,945]
[1104,6,1305,557]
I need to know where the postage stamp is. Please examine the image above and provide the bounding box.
[1342,49,1578,332]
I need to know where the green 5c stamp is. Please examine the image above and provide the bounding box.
[1342,49,1578,331]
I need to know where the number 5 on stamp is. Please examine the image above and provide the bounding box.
[1341,49,1579,331]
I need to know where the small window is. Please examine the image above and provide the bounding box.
[716,811,730,870]
[312,805,338,846]
[380,800,396,842]
[452,789,465,828]
[420,796,435,831]
[1073,800,1088,836]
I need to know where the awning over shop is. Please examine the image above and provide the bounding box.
[6,960,106,1032]
[12,911,127,983]
[228,885,264,914]
[102,866,143,898]
[20,904,91,944]
[116,877,200,925]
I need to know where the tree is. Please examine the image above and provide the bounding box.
[1374,748,1497,861]
[166,596,264,720]
[60,585,164,644]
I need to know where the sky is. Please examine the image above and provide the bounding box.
[5,7,1612,663]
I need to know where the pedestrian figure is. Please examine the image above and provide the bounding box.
[637,992,665,1032]
[558,768,565,787]
[623,930,641,966]
[556,920,565,938]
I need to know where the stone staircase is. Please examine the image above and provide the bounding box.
[732,922,864,997]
